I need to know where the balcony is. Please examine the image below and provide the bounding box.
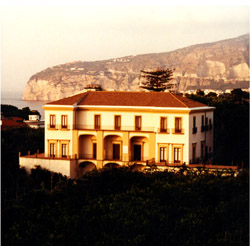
[75,125,155,132]
[172,128,184,134]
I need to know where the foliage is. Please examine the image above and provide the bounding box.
[140,68,174,92]
[1,127,44,199]
[186,89,249,166]
[1,104,41,120]
[2,167,249,246]
[1,99,249,245]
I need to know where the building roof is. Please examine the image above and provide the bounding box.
[1,118,27,128]
[9,117,24,122]
[46,91,209,108]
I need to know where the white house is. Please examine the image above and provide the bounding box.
[24,115,45,129]
[19,91,215,178]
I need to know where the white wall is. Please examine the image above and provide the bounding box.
[19,156,77,178]
[189,111,214,163]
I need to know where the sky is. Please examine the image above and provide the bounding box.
[0,1,249,93]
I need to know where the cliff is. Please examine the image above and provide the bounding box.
[23,34,249,101]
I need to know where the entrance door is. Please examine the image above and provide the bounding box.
[134,144,141,161]
[113,144,120,160]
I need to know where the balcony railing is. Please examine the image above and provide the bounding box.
[130,156,149,162]
[47,124,70,130]
[104,155,122,161]
[79,154,96,160]
[20,153,77,159]
[189,158,201,164]
[158,128,170,134]
[171,128,185,134]
[75,125,155,132]
[201,125,209,132]
[192,127,197,134]
[47,124,56,130]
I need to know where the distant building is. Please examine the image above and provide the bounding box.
[24,115,44,129]
[19,91,215,178]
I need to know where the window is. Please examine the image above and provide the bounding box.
[205,117,208,127]
[94,115,101,129]
[160,117,167,132]
[201,141,205,160]
[50,115,56,128]
[50,143,55,157]
[193,116,197,134]
[209,119,212,130]
[192,143,196,163]
[93,143,97,159]
[61,115,68,129]
[160,147,167,162]
[205,117,209,131]
[201,115,205,132]
[174,147,181,163]
[193,116,196,128]
[174,117,182,133]
[205,146,208,160]
[114,115,121,130]
[62,144,67,157]
[135,116,141,131]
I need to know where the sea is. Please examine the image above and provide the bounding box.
[1,91,48,120]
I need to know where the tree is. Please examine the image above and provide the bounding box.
[206,92,217,97]
[1,104,41,120]
[139,68,174,92]
[230,88,249,103]
[196,89,205,96]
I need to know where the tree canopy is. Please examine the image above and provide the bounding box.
[1,104,41,120]
[140,68,174,92]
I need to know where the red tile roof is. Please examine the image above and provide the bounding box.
[47,91,209,108]
[9,117,24,122]
[1,118,27,128]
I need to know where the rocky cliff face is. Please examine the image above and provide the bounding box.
[23,34,249,101]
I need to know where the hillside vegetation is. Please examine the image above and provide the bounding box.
[2,166,249,246]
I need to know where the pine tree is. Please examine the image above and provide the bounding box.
[139,68,174,92]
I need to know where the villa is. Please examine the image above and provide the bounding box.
[19,91,215,178]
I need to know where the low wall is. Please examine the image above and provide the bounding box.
[19,157,78,178]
